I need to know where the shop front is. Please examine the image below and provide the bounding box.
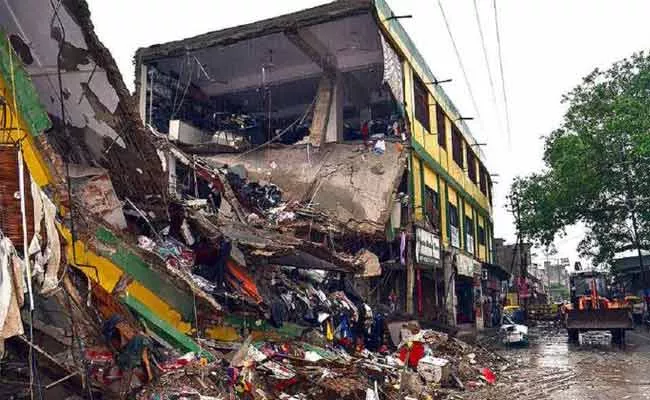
[414,227,442,320]
[481,263,511,327]
[455,253,483,329]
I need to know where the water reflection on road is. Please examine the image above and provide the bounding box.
[460,324,650,400]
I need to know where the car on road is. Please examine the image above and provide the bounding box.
[500,314,529,345]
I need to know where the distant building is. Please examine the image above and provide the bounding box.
[494,238,532,279]
[544,261,570,301]
[612,253,650,294]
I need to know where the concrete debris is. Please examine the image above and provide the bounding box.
[0,0,508,399]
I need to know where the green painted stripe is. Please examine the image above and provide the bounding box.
[95,228,194,321]
[458,195,464,251]
[123,294,214,361]
[411,140,491,220]
[408,153,415,211]
[436,173,443,235]
[419,157,425,219]
[0,30,51,136]
[444,181,450,243]
[224,315,303,338]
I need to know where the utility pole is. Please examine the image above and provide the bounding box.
[509,185,528,309]
[406,152,415,315]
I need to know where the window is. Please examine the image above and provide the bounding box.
[478,225,486,245]
[448,203,459,227]
[479,164,488,194]
[488,180,493,206]
[451,126,463,167]
[466,147,477,183]
[465,216,474,238]
[424,186,440,230]
[448,202,460,248]
[436,104,446,148]
[465,216,475,254]
[413,74,430,131]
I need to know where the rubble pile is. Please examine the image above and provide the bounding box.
[126,323,506,399]
[0,1,507,399]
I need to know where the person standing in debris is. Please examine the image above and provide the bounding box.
[483,297,492,328]
[492,298,501,327]
[388,291,397,313]
[361,120,371,147]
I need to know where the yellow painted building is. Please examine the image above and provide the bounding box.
[376,0,494,265]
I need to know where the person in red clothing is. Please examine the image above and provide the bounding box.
[360,120,371,147]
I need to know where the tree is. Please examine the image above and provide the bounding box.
[511,52,650,280]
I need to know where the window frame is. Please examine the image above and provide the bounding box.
[413,74,431,132]
[423,185,440,230]
[466,147,477,183]
[479,163,488,194]
[478,224,486,245]
[448,202,459,227]
[465,216,474,238]
[451,126,463,167]
[436,104,446,148]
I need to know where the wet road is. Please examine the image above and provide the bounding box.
[463,324,650,400]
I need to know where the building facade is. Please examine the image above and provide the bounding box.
[374,1,495,328]
[135,0,496,328]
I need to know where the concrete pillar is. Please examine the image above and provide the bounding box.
[406,258,415,314]
[310,75,334,147]
[325,73,344,143]
[138,64,148,125]
[444,251,457,326]
[474,267,484,330]
[168,153,177,198]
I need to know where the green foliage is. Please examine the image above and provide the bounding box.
[511,52,650,265]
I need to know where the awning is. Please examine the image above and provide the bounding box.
[482,262,510,281]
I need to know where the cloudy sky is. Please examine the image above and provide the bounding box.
[88,0,650,266]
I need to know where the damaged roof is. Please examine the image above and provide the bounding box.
[0,0,165,202]
[204,142,407,237]
[135,0,373,62]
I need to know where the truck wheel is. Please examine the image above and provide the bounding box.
[611,329,625,347]
[568,329,579,343]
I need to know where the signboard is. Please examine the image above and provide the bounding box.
[560,258,570,266]
[450,226,460,248]
[415,227,441,267]
[481,268,488,281]
[466,234,475,255]
[456,253,474,277]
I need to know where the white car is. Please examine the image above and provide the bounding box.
[500,315,529,345]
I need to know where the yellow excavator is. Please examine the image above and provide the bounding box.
[563,271,633,345]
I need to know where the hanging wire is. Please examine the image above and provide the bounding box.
[230,94,317,161]
[171,53,192,119]
[437,0,482,121]
[6,24,42,399]
[472,0,502,132]
[493,0,512,145]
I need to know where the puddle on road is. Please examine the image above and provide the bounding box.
[458,325,650,400]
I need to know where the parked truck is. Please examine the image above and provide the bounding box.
[564,271,633,345]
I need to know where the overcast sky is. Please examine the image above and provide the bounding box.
[88,0,650,266]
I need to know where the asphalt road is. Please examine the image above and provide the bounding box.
[460,323,650,400]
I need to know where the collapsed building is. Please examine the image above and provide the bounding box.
[0,0,509,398]
[135,0,508,329]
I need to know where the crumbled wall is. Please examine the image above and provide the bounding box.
[0,0,165,202]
